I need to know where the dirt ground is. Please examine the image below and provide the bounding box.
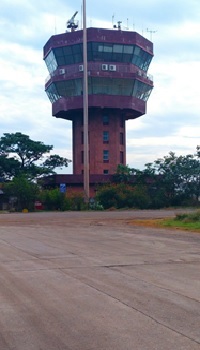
[0,207,193,225]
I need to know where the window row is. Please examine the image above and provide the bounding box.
[80,115,124,126]
[81,131,124,144]
[46,78,153,103]
[45,42,153,74]
[103,115,124,127]
[81,169,109,174]
[103,150,124,163]
[81,150,124,164]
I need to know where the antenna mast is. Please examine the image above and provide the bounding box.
[146,28,157,41]
[112,13,115,27]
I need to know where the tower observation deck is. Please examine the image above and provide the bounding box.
[44,27,153,175]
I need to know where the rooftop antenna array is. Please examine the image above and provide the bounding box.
[66,11,78,32]
[113,18,130,31]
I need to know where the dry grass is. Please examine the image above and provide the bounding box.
[128,217,200,233]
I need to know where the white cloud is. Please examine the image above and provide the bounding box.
[0,0,199,174]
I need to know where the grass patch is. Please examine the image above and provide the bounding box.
[129,211,200,233]
[161,219,200,231]
[160,210,200,232]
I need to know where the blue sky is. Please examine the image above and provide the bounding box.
[0,0,199,173]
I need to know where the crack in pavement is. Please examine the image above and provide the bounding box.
[59,268,200,346]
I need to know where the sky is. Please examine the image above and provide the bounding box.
[0,0,199,173]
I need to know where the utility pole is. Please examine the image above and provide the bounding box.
[83,0,89,201]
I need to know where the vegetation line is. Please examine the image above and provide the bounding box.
[129,212,200,233]
[0,133,200,212]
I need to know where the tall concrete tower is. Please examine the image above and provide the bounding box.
[43,26,153,176]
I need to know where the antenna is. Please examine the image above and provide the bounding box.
[55,16,57,34]
[122,18,129,31]
[126,18,129,30]
[81,4,83,29]
[112,13,115,27]
[146,28,157,41]
[66,11,78,32]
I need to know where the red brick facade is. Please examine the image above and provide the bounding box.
[73,109,126,175]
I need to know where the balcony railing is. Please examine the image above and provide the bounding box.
[45,62,153,85]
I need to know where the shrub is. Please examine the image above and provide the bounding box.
[96,183,151,209]
[3,175,39,211]
[95,185,120,209]
[175,211,200,222]
[66,192,86,211]
[39,189,70,211]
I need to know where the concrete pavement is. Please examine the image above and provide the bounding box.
[0,210,200,349]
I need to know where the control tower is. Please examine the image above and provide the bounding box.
[43,24,153,175]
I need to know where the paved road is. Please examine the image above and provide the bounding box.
[0,210,200,350]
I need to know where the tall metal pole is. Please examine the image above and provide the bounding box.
[83,0,90,201]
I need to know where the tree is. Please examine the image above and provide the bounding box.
[139,150,200,206]
[42,154,70,170]
[0,154,20,180]
[150,152,182,203]
[196,145,200,158]
[177,154,200,201]
[4,174,39,211]
[113,164,132,183]
[0,132,71,180]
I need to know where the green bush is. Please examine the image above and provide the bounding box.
[3,175,39,211]
[96,183,151,209]
[95,185,120,209]
[175,211,200,222]
[37,190,88,211]
[130,185,151,209]
[39,189,70,211]
[67,192,86,211]
[149,188,169,209]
